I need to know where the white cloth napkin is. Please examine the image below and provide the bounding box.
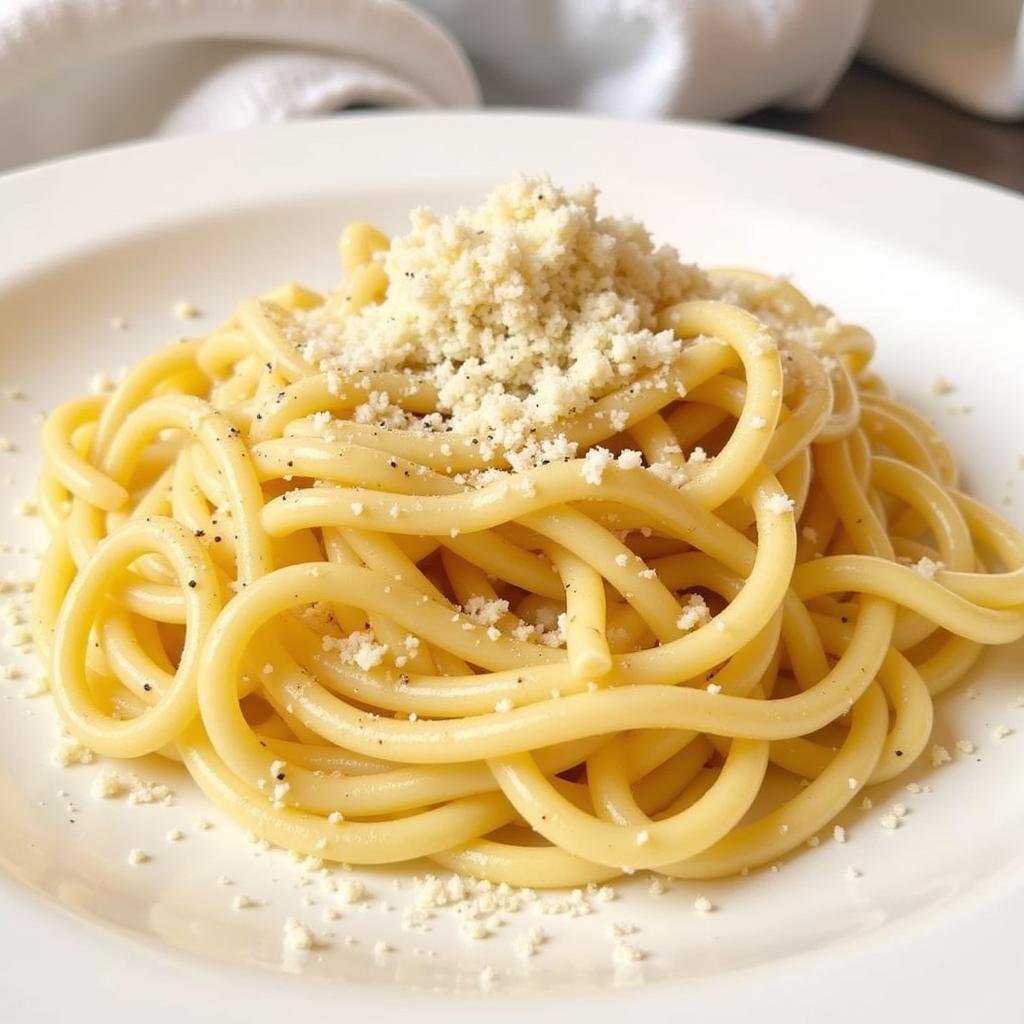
[0,0,480,170]
[864,0,1024,121]
[0,0,876,171]
[1,0,1019,174]
[418,0,871,119]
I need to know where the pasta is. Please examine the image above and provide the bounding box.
[32,179,1024,888]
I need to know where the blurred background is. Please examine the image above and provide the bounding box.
[1,0,1021,189]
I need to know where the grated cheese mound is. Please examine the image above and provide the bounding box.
[291,177,704,455]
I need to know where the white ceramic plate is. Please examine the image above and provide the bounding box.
[1,113,1022,1023]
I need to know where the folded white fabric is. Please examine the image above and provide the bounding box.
[0,0,480,170]
[0,0,875,171]
[419,0,871,119]
[5,0,1016,176]
[864,0,1024,121]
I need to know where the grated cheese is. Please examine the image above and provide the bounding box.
[51,735,94,767]
[463,596,510,626]
[612,940,644,965]
[675,594,710,632]
[338,878,365,904]
[460,919,490,941]
[89,770,121,799]
[324,629,389,672]
[290,178,703,457]
[19,675,48,699]
[512,926,546,958]
[762,492,795,516]
[581,447,615,485]
[282,917,316,950]
[127,776,173,805]
[912,556,943,580]
[607,923,637,939]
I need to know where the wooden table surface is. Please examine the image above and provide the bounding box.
[740,62,1024,194]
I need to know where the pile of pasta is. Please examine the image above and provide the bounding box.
[34,231,1024,887]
